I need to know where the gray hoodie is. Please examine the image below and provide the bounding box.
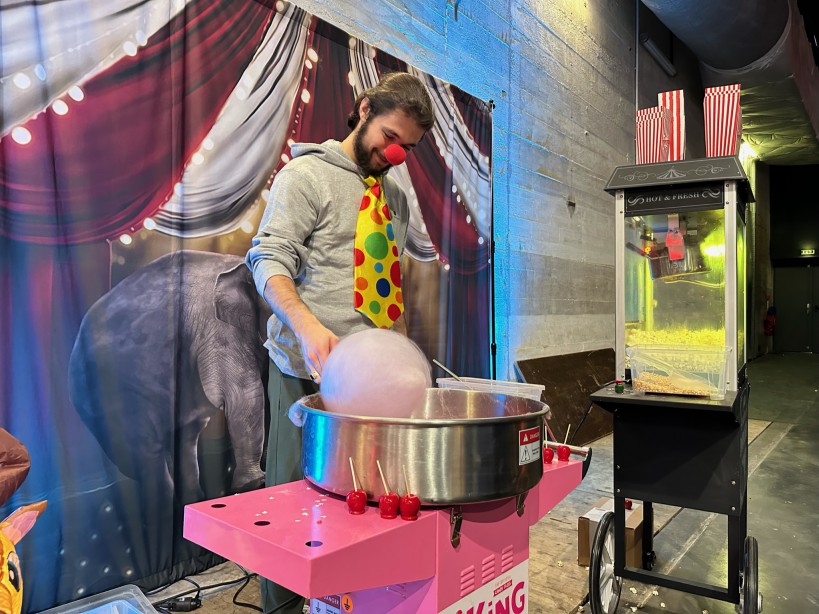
[246,139,410,378]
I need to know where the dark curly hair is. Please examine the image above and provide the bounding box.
[346,72,435,132]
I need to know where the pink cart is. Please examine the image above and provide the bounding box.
[185,390,591,613]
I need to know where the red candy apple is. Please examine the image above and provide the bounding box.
[556,444,571,461]
[379,492,400,519]
[400,493,421,521]
[346,489,367,515]
[543,447,555,464]
[625,498,633,510]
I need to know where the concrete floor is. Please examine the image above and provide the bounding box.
[148,353,819,613]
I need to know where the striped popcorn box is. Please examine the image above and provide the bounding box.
[658,90,686,161]
[704,84,742,157]
[635,106,671,164]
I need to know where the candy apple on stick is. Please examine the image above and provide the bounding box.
[346,457,367,515]
[557,424,571,461]
[376,460,400,519]
[400,465,421,521]
[544,422,556,464]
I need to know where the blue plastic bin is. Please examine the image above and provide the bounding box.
[37,585,154,614]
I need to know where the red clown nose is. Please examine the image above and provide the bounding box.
[384,144,406,166]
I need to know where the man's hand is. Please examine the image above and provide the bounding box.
[296,321,339,383]
[263,275,339,382]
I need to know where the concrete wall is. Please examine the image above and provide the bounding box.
[747,161,772,358]
[294,0,709,378]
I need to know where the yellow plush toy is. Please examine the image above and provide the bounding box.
[1,502,47,614]
[0,428,46,614]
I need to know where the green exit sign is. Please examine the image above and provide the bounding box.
[802,249,816,256]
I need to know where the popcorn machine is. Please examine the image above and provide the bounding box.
[608,156,752,396]
[587,157,760,614]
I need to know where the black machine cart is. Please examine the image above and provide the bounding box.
[587,382,760,614]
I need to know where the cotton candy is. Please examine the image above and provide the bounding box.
[321,328,431,417]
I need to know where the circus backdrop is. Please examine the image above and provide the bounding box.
[0,1,493,610]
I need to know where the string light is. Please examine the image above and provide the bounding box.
[13,73,31,89]
[191,152,205,165]
[68,86,85,101]
[119,234,133,245]
[51,100,69,115]
[300,89,311,103]
[143,218,157,230]
[123,41,138,56]
[11,127,32,145]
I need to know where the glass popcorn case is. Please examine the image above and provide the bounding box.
[605,157,753,395]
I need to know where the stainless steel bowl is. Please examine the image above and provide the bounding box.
[300,388,549,505]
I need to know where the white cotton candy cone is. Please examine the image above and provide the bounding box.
[320,328,431,418]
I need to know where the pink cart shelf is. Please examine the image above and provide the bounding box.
[185,459,584,613]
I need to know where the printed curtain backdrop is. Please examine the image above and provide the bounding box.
[0,1,492,610]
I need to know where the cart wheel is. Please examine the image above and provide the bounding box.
[738,536,762,614]
[643,549,656,571]
[589,511,623,614]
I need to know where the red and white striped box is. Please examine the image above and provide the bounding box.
[704,84,742,157]
[658,90,686,161]
[635,106,671,164]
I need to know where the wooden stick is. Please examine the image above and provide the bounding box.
[403,465,411,495]
[349,457,359,491]
[564,424,571,445]
[376,459,391,494]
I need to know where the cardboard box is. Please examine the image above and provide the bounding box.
[578,497,643,568]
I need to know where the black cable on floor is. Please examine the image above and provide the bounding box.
[150,572,254,611]
[232,573,263,612]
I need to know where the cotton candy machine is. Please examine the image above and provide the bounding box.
[184,384,590,613]
[299,388,550,505]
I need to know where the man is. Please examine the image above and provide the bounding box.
[245,71,434,613]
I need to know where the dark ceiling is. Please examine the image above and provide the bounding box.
[643,0,819,165]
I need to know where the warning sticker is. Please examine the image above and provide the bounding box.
[310,596,340,614]
[519,427,541,465]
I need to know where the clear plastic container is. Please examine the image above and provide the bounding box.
[38,585,154,614]
[436,377,545,402]
[626,344,730,400]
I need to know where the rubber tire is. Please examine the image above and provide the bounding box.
[589,511,623,614]
[741,536,760,614]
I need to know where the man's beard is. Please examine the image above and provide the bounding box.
[353,115,388,177]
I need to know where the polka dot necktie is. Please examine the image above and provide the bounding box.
[353,176,403,328]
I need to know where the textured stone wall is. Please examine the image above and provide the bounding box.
[294,0,708,377]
